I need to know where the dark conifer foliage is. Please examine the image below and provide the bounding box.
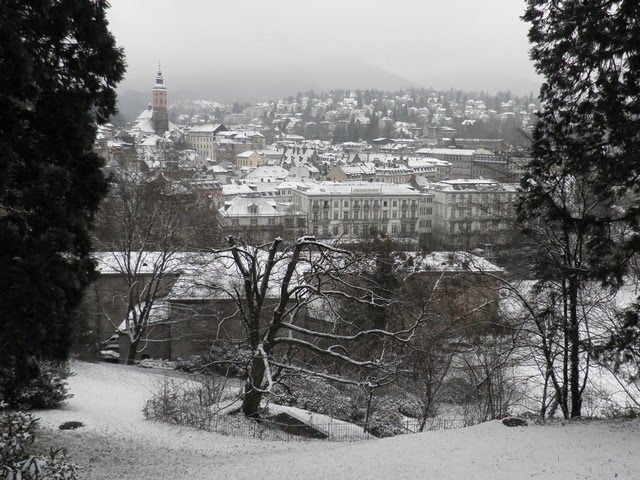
[520,0,640,416]
[522,0,640,279]
[0,0,125,400]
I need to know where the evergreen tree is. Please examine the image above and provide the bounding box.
[0,0,125,400]
[365,113,380,141]
[520,0,640,416]
[523,0,640,273]
[332,124,348,144]
[347,117,358,142]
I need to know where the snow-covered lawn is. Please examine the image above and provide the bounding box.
[32,361,640,480]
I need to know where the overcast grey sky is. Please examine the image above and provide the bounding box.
[107,0,540,101]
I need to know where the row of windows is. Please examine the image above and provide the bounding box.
[448,220,504,234]
[311,222,420,237]
[230,218,276,227]
[312,198,425,209]
[450,205,514,219]
[448,193,516,204]
[229,218,305,228]
[313,208,425,221]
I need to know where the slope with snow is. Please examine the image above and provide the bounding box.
[33,361,640,480]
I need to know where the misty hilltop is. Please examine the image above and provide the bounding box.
[116,59,411,120]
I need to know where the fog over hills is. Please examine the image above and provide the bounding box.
[116,59,413,121]
[115,60,540,123]
[107,0,540,122]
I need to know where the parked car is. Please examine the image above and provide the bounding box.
[100,334,120,363]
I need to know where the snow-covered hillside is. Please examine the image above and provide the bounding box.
[33,361,640,480]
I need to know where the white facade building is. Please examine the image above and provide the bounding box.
[291,182,434,242]
[218,193,306,242]
[186,124,227,160]
[427,179,519,245]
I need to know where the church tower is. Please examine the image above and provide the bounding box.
[152,65,169,136]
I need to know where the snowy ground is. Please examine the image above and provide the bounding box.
[32,361,640,480]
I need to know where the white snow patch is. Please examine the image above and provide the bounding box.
[32,361,640,480]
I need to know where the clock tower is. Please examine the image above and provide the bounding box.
[152,64,169,135]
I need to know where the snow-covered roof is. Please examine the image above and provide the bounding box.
[167,250,313,301]
[135,107,153,123]
[118,302,171,330]
[415,148,475,156]
[297,182,419,197]
[93,252,190,276]
[335,164,376,175]
[276,180,314,190]
[245,166,289,180]
[221,184,255,196]
[207,165,228,174]
[139,135,162,147]
[190,123,225,133]
[429,179,519,193]
[398,251,503,274]
[133,117,178,135]
[406,158,452,168]
[236,150,260,158]
[219,194,281,218]
[375,165,413,175]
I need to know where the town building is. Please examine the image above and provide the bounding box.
[217,193,306,243]
[235,150,266,169]
[415,148,475,179]
[405,158,453,182]
[291,182,434,242]
[372,165,414,184]
[426,179,519,246]
[415,147,512,182]
[469,149,510,182]
[327,163,376,182]
[214,132,256,163]
[186,124,228,160]
[82,250,502,363]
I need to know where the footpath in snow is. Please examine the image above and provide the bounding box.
[33,360,640,480]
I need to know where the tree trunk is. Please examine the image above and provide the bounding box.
[241,386,262,418]
[241,355,266,417]
[568,277,582,418]
[540,369,550,418]
[125,339,139,365]
[560,280,570,419]
[364,387,374,433]
[418,379,434,432]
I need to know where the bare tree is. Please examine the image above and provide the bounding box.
[400,332,455,431]
[396,255,512,428]
[201,238,515,421]
[92,172,210,364]
[482,265,632,419]
[204,235,441,418]
[457,331,526,422]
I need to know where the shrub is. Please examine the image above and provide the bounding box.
[272,377,367,424]
[143,374,230,429]
[272,378,418,436]
[0,361,73,410]
[176,343,252,378]
[0,405,78,480]
[366,410,406,438]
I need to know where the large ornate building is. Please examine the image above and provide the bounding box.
[291,182,434,242]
